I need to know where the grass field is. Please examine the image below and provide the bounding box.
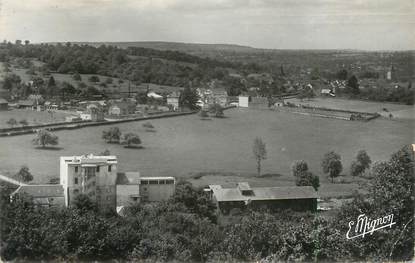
[0,108,412,198]
[0,109,71,129]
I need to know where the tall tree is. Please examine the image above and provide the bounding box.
[102,127,121,143]
[252,137,267,177]
[291,160,320,190]
[350,150,372,177]
[321,151,343,182]
[32,129,59,148]
[347,75,359,94]
[14,166,33,183]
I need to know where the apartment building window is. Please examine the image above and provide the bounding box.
[108,165,112,172]
[74,177,78,184]
[96,166,100,172]
[166,180,174,184]
[149,180,158,185]
[74,166,78,173]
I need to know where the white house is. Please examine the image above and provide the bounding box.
[238,96,249,107]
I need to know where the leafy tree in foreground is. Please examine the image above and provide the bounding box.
[321,151,342,182]
[14,165,33,183]
[102,127,121,143]
[72,193,97,212]
[253,137,267,177]
[122,133,141,148]
[32,129,59,148]
[334,145,414,261]
[291,160,320,190]
[6,118,17,128]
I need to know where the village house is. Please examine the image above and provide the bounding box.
[206,182,318,214]
[108,100,136,116]
[10,185,65,207]
[17,99,37,110]
[211,88,228,107]
[167,91,180,111]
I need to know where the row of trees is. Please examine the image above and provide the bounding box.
[253,136,372,186]
[1,146,413,261]
[102,126,146,148]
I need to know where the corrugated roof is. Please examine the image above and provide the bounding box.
[209,184,317,202]
[11,184,64,198]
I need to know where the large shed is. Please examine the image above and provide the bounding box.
[207,182,318,214]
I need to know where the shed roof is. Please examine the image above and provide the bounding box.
[11,184,64,198]
[209,183,317,202]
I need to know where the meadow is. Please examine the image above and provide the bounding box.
[0,108,412,197]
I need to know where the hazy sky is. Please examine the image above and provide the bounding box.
[0,0,414,50]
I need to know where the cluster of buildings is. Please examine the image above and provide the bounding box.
[10,154,176,213]
[8,154,318,214]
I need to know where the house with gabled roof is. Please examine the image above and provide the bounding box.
[206,182,317,214]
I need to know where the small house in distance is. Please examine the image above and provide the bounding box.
[167,91,180,111]
[206,182,317,214]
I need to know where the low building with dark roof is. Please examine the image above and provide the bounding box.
[0,98,8,110]
[10,184,65,207]
[206,182,318,214]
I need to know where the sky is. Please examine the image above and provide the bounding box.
[0,0,414,50]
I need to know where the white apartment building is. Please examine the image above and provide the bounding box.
[60,154,118,212]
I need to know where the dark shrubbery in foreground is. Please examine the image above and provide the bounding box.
[1,146,413,262]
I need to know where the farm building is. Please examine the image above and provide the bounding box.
[17,99,37,110]
[206,182,318,214]
[10,185,65,207]
[116,172,176,207]
[0,98,8,110]
[249,97,269,109]
[167,91,180,111]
